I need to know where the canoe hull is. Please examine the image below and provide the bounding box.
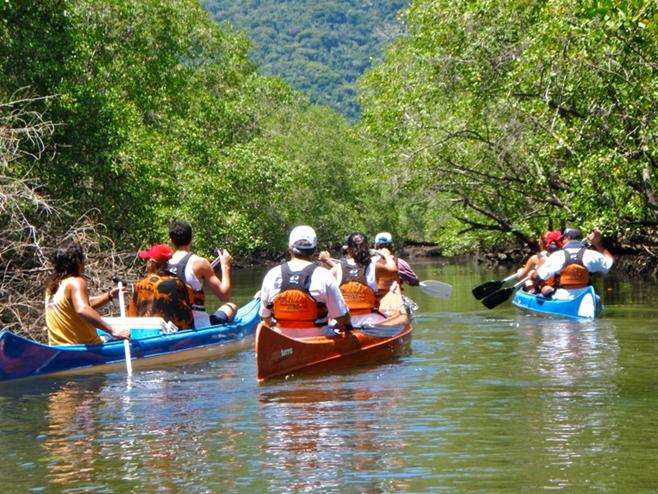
[512,286,601,319]
[256,291,412,383]
[0,298,260,382]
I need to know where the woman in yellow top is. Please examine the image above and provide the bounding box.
[45,242,130,345]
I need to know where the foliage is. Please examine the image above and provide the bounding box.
[0,0,375,259]
[202,0,408,120]
[358,0,658,252]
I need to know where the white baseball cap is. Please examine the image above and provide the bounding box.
[375,231,393,244]
[288,225,317,249]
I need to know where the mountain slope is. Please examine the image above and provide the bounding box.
[202,0,408,120]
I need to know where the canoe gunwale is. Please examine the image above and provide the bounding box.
[0,298,261,382]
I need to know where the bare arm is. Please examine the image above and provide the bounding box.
[516,254,540,279]
[68,278,130,339]
[375,250,398,277]
[195,250,233,302]
[318,250,336,268]
[588,229,613,260]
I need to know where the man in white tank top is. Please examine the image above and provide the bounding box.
[167,220,236,329]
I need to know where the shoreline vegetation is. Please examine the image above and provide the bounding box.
[2,1,658,340]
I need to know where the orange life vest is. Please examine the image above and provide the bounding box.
[339,259,380,315]
[269,262,328,328]
[172,253,206,312]
[376,255,401,294]
[128,272,194,330]
[557,248,591,289]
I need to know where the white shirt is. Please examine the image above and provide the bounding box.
[169,251,208,328]
[537,242,614,280]
[259,260,349,320]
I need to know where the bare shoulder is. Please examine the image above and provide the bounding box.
[191,255,212,278]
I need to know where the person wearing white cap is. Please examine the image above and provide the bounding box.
[533,227,614,298]
[374,232,420,288]
[259,225,351,330]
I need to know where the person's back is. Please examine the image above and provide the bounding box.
[535,227,614,297]
[337,257,379,315]
[517,230,562,292]
[260,225,351,331]
[373,232,416,292]
[128,243,194,330]
[129,273,194,330]
[167,220,236,328]
[45,241,129,345]
[46,278,101,345]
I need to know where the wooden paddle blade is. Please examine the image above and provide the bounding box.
[419,280,452,299]
[472,280,504,300]
[481,286,515,309]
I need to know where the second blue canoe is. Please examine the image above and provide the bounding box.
[512,286,602,320]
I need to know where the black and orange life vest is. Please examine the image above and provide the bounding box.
[557,248,591,289]
[269,262,328,328]
[339,259,380,315]
[171,253,206,312]
[128,272,194,330]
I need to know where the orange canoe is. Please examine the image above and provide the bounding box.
[256,290,412,382]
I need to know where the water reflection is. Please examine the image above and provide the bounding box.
[42,376,107,485]
[516,316,621,489]
[258,382,411,493]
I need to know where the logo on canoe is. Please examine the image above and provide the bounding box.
[280,347,293,359]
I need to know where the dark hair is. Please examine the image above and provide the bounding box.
[290,246,315,259]
[347,232,371,266]
[46,242,85,295]
[169,220,192,247]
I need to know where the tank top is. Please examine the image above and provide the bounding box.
[45,279,102,346]
[168,251,210,328]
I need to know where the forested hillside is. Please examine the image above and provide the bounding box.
[202,0,408,119]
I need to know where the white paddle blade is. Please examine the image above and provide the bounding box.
[419,280,453,299]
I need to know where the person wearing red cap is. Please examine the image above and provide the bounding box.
[533,227,614,298]
[516,230,563,293]
[127,243,193,330]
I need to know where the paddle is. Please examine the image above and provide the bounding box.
[472,273,518,300]
[112,275,133,376]
[329,257,452,299]
[329,322,408,338]
[418,280,452,299]
[481,276,529,310]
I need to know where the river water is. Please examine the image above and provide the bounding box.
[1,260,658,493]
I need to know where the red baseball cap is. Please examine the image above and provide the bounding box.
[138,243,173,263]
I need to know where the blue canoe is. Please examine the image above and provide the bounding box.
[512,286,601,319]
[0,297,260,382]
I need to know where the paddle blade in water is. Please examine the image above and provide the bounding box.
[481,286,515,309]
[472,280,504,300]
[419,280,452,299]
